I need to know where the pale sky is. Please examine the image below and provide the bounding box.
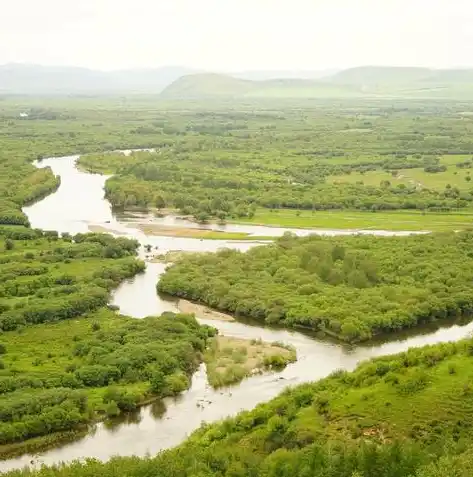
[1,0,472,71]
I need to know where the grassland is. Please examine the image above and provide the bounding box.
[230,208,473,231]
[8,337,473,476]
[204,336,296,388]
[328,155,473,191]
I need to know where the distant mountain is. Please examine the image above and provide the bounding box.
[160,73,361,99]
[162,66,473,99]
[0,64,199,94]
[328,66,433,85]
[3,64,473,98]
[232,69,339,81]
[325,66,473,96]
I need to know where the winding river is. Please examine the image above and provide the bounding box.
[2,154,473,472]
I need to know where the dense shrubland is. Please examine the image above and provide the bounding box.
[5,97,473,474]
[79,150,470,222]
[0,229,144,331]
[0,310,215,448]
[0,228,216,452]
[159,231,473,341]
[3,96,473,225]
[74,102,473,221]
[7,337,473,476]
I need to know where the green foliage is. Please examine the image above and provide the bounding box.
[72,102,473,223]
[0,231,143,331]
[159,231,473,341]
[8,338,473,476]
[0,310,214,446]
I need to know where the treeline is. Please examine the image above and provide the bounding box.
[0,312,216,446]
[7,337,473,476]
[0,229,144,331]
[78,148,473,223]
[0,164,60,226]
[159,231,473,341]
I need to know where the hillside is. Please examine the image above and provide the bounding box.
[0,64,198,94]
[160,73,256,98]
[3,64,473,98]
[7,337,473,476]
[161,66,473,99]
[330,66,473,85]
[327,66,473,97]
[329,66,434,85]
[160,73,358,99]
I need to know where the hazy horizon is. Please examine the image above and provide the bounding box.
[1,0,471,72]
[1,63,473,74]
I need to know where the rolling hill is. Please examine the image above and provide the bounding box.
[160,73,360,99]
[0,64,199,94]
[2,64,473,98]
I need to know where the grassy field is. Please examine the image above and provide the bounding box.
[231,208,473,231]
[328,154,473,192]
[0,308,150,411]
[204,336,296,388]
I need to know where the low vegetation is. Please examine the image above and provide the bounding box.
[0,310,215,456]
[0,226,216,455]
[0,228,144,331]
[7,337,473,476]
[74,100,473,228]
[159,230,473,341]
[204,336,296,388]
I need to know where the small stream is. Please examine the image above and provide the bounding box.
[2,154,472,472]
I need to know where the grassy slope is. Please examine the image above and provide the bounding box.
[6,338,473,476]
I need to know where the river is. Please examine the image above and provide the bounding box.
[1,154,472,472]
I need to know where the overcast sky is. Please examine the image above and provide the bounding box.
[1,0,471,71]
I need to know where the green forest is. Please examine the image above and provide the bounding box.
[158,231,473,341]
[75,101,473,226]
[4,95,473,475]
[0,229,144,331]
[0,227,215,456]
[6,337,473,476]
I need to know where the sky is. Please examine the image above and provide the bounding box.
[1,0,472,71]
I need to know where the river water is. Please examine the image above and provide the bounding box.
[2,154,473,471]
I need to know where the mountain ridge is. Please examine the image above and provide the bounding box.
[2,64,473,97]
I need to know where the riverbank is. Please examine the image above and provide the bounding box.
[126,223,272,240]
[204,336,297,388]
[6,148,473,473]
[177,299,236,322]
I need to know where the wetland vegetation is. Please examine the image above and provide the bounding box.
[7,336,473,476]
[4,93,473,475]
[0,227,216,457]
[204,336,296,388]
[159,230,473,341]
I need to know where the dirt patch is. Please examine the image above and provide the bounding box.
[205,336,297,388]
[126,223,264,240]
[88,224,126,235]
[178,299,235,322]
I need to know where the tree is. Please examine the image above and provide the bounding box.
[155,195,166,209]
[150,369,166,395]
[4,239,14,250]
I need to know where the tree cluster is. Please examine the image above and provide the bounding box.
[159,231,473,341]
